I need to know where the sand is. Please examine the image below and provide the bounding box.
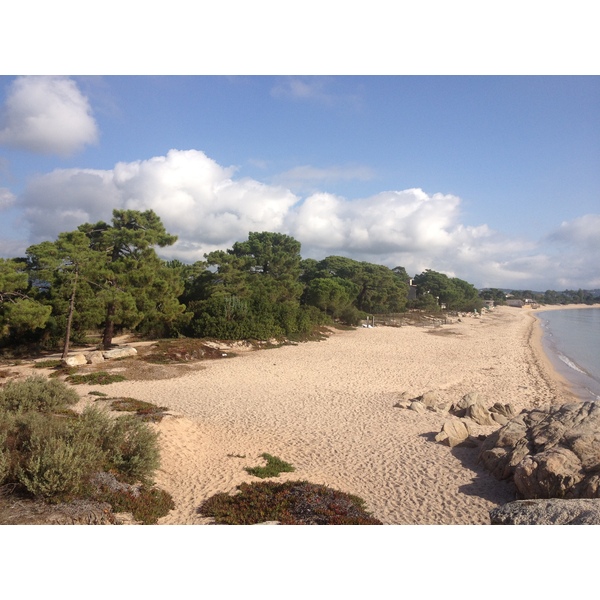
[57,304,582,526]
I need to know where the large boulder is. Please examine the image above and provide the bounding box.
[61,353,87,367]
[102,346,137,360]
[480,401,600,499]
[490,498,600,525]
[435,419,471,447]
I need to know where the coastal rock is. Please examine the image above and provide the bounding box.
[61,353,87,367]
[489,402,517,419]
[490,498,600,525]
[451,391,484,417]
[436,419,470,447]
[102,346,138,360]
[409,401,426,413]
[466,402,496,426]
[479,401,600,499]
[418,391,439,409]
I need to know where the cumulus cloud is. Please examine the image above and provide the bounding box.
[548,215,600,248]
[0,76,98,156]
[20,149,298,258]
[11,148,600,290]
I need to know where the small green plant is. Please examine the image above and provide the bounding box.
[89,390,108,397]
[66,371,127,385]
[33,359,62,369]
[245,453,295,479]
[198,480,382,525]
[108,398,169,422]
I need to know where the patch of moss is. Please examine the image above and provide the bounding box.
[108,397,169,422]
[244,453,295,479]
[66,371,127,385]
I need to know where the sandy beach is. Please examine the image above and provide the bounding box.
[52,304,583,526]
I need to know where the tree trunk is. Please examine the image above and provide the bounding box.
[61,269,78,360]
[102,302,116,349]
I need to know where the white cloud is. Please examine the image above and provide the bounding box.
[0,187,15,210]
[10,148,600,290]
[0,76,98,156]
[548,214,600,248]
[271,78,334,104]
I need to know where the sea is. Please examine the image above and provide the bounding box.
[537,307,600,401]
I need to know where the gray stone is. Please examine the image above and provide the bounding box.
[490,498,600,525]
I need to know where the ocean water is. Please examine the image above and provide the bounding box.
[537,308,600,401]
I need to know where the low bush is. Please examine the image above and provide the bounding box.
[0,376,164,512]
[108,398,169,423]
[0,375,79,413]
[96,484,175,524]
[198,480,382,525]
[66,372,127,385]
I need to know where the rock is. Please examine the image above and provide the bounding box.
[490,498,600,525]
[436,419,470,447]
[466,402,496,426]
[393,401,411,409]
[409,401,426,413]
[85,351,105,364]
[451,391,483,417]
[61,353,87,367]
[480,401,600,499]
[417,391,439,409]
[102,346,138,360]
[490,412,509,426]
[489,402,516,419]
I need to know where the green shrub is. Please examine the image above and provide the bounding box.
[17,429,97,501]
[66,372,127,385]
[108,398,169,422]
[97,485,175,524]
[0,375,79,413]
[0,431,9,484]
[33,359,62,369]
[102,415,160,485]
[245,453,295,478]
[198,480,382,525]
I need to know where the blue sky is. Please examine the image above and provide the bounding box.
[1,74,598,291]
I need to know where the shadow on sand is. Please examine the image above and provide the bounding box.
[420,431,517,507]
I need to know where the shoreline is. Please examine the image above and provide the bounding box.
[527,304,599,402]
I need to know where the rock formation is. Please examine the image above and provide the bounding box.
[480,401,600,499]
[490,498,600,525]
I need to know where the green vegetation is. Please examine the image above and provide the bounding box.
[198,480,382,525]
[244,453,295,478]
[0,376,171,522]
[107,397,169,422]
[65,371,127,385]
[33,359,62,369]
[8,206,594,353]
